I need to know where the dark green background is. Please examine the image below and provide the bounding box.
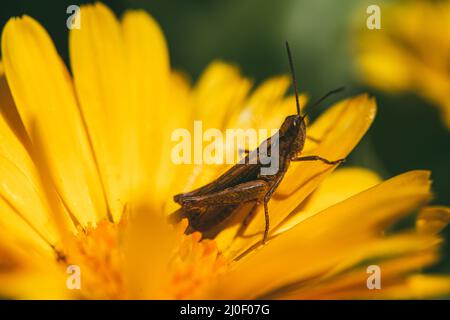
[1,0,449,274]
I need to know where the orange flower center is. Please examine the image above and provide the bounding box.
[58,219,227,299]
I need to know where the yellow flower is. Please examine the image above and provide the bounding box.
[0,2,449,299]
[355,0,450,127]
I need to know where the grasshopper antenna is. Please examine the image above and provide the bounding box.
[302,86,345,119]
[285,41,301,116]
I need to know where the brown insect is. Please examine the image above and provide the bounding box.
[170,42,345,244]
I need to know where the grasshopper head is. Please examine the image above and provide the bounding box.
[279,114,306,154]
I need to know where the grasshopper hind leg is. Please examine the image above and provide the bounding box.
[263,195,271,244]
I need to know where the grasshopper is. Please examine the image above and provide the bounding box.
[170,42,345,244]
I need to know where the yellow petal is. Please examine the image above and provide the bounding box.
[357,38,414,92]
[209,170,432,298]
[0,197,54,259]
[0,270,70,299]
[0,70,63,248]
[278,252,439,299]
[263,94,308,130]
[1,16,106,225]
[227,75,292,129]
[163,73,198,213]
[379,275,450,299]
[211,234,439,299]
[274,167,382,235]
[169,62,252,199]
[271,170,431,254]
[69,3,131,220]
[318,232,441,281]
[0,64,29,148]
[417,206,450,235]
[194,61,252,130]
[122,209,177,299]
[0,155,61,245]
[122,10,173,209]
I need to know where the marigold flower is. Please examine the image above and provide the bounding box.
[355,0,450,127]
[0,2,449,299]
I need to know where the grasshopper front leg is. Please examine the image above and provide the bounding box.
[291,155,345,165]
[259,170,287,244]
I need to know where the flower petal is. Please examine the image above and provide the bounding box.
[122,209,177,299]
[122,10,173,208]
[0,197,54,259]
[0,64,29,148]
[168,63,253,200]
[277,252,440,299]
[1,16,106,225]
[274,167,382,235]
[210,234,440,299]
[0,68,62,247]
[209,170,432,298]
[0,270,70,299]
[416,206,450,235]
[69,3,133,220]
[194,61,252,130]
[376,275,450,299]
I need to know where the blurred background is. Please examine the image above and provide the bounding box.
[1,0,449,273]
